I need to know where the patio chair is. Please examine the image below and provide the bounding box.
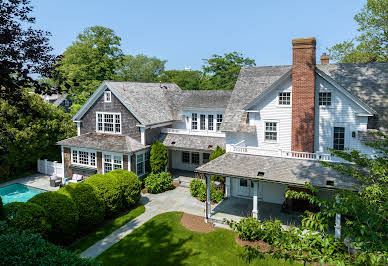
[69,174,84,183]
[49,175,61,187]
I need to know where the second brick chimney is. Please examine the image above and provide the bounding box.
[291,37,316,153]
[320,53,330,64]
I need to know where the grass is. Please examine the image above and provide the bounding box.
[97,212,301,266]
[69,205,145,253]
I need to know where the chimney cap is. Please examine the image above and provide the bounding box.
[292,37,316,47]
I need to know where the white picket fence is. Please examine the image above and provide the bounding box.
[37,159,63,177]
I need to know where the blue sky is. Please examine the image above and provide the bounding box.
[31,0,364,70]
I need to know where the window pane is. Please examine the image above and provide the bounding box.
[279,92,291,105]
[240,179,247,187]
[115,114,121,133]
[191,152,199,165]
[191,113,197,130]
[72,150,78,163]
[265,122,277,141]
[104,163,112,173]
[104,154,111,162]
[182,152,190,163]
[200,114,206,130]
[333,127,345,150]
[90,152,96,166]
[137,162,144,175]
[216,114,223,131]
[79,151,89,165]
[208,115,214,131]
[319,92,331,106]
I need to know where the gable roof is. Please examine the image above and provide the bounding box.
[222,62,388,132]
[73,81,232,126]
[53,93,69,107]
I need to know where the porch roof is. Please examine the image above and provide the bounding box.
[158,133,225,152]
[57,132,148,154]
[195,152,357,190]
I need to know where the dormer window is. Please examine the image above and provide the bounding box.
[104,91,112,102]
[278,92,291,105]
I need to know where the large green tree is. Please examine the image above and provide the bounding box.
[0,91,76,179]
[56,26,122,102]
[115,54,166,82]
[200,52,255,90]
[160,70,202,90]
[328,0,388,62]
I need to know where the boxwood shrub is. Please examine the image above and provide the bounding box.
[0,230,96,265]
[4,202,51,237]
[189,179,224,203]
[58,182,105,230]
[144,172,174,194]
[28,191,79,244]
[106,169,142,208]
[85,174,124,217]
[0,197,4,220]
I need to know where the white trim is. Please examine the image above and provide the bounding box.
[135,150,149,177]
[140,127,146,145]
[263,120,279,143]
[61,146,65,179]
[77,122,81,136]
[316,69,375,115]
[96,112,122,134]
[277,91,292,107]
[104,91,112,103]
[70,148,97,168]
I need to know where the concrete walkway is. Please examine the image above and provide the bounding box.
[81,186,205,258]
[0,173,58,191]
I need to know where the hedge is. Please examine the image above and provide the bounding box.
[106,169,142,208]
[28,191,79,244]
[58,182,105,230]
[85,174,124,217]
[144,172,174,194]
[0,197,4,220]
[150,140,168,173]
[0,230,96,265]
[4,202,51,237]
[189,179,224,203]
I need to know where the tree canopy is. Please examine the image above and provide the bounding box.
[160,70,202,90]
[328,0,388,62]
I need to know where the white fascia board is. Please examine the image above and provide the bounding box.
[244,70,292,110]
[183,107,226,112]
[316,69,376,115]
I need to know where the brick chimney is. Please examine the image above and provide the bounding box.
[291,37,316,153]
[320,53,330,64]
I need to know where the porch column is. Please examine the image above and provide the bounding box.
[205,175,211,222]
[252,180,259,219]
[334,197,341,239]
[225,177,231,198]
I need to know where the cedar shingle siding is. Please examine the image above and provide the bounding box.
[80,90,141,141]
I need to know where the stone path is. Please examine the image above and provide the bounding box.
[0,173,58,191]
[81,186,205,258]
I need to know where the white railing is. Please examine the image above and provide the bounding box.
[161,127,225,138]
[230,144,333,162]
[37,159,63,177]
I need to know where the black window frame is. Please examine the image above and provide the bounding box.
[319,92,332,106]
[182,152,190,163]
[278,92,291,105]
[333,127,345,150]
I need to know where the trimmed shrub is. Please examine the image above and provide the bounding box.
[189,179,203,197]
[0,231,96,265]
[106,169,142,207]
[230,217,262,241]
[0,197,4,220]
[145,172,174,194]
[190,179,224,203]
[85,174,124,216]
[150,140,168,173]
[58,182,104,230]
[28,191,78,244]
[211,189,224,203]
[4,202,50,236]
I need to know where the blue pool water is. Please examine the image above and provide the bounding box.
[0,183,46,204]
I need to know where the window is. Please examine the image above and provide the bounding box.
[240,179,248,187]
[96,112,121,133]
[216,114,223,131]
[265,122,277,141]
[278,92,291,105]
[103,153,122,173]
[203,153,210,164]
[191,152,199,165]
[200,114,206,130]
[191,113,198,130]
[104,154,112,173]
[136,153,144,176]
[333,127,345,150]
[104,91,111,102]
[208,115,214,130]
[72,149,96,167]
[319,92,331,106]
[182,152,190,163]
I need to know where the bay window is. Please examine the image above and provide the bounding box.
[72,149,96,167]
[96,112,121,134]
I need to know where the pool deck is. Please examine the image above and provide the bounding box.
[0,174,59,192]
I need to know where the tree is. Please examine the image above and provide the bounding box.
[160,70,202,90]
[328,0,388,62]
[0,91,76,178]
[0,0,57,104]
[115,54,166,82]
[286,132,388,257]
[150,140,168,174]
[200,52,255,90]
[56,26,122,102]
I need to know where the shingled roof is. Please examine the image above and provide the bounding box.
[57,133,147,154]
[222,62,388,132]
[196,152,357,190]
[159,133,225,151]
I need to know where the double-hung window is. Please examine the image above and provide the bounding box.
[333,127,345,150]
[208,115,214,130]
[136,152,146,176]
[96,112,121,133]
[200,114,206,130]
[264,122,277,142]
[319,92,331,106]
[216,114,223,131]
[278,92,291,105]
[104,91,111,102]
[182,152,190,163]
[191,113,198,130]
[103,153,122,174]
[191,152,200,165]
[72,149,96,167]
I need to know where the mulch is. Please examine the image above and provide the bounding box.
[235,234,271,252]
[180,213,215,233]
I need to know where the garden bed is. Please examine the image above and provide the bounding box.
[180,213,215,233]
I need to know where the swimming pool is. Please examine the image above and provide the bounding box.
[0,183,46,204]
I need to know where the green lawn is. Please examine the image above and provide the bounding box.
[69,205,145,253]
[97,212,301,266]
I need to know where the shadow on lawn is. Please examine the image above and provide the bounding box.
[99,216,197,265]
